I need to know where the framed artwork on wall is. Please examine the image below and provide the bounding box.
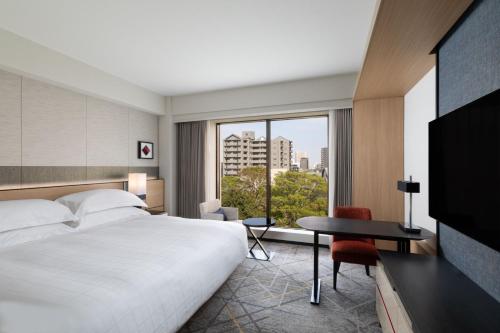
[138,141,154,159]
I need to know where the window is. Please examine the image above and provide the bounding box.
[217,116,328,228]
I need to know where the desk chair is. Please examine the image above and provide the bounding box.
[331,207,379,290]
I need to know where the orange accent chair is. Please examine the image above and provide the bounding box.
[331,207,379,290]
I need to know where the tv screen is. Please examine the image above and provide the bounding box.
[429,89,500,252]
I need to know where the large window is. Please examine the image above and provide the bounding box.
[217,116,328,228]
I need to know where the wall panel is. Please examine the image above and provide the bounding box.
[353,97,404,250]
[86,97,129,166]
[437,0,500,302]
[22,78,86,166]
[129,110,159,168]
[0,68,159,188]
[0,70,21,189]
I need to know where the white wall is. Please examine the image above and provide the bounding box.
[404,67,436,233]
[0,28,164,115]
[171,74,356,122]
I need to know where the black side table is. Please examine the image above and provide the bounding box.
[243,217,276,261]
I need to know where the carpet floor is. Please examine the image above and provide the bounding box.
[180,241,382,333]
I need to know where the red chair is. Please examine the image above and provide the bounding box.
[331,207,379,290]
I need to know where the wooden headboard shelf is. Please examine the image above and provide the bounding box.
[0,179,165,211]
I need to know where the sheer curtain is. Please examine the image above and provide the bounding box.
[177,121,207,218]
[204,120,217,202]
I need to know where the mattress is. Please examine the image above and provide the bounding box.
[0,216,248,333]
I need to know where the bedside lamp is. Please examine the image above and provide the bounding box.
[128,173,147,200]
[397,175,421,234]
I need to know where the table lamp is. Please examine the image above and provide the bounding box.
[128,173,147,200]
[397,175,421,233]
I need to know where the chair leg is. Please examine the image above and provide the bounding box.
[365,265,370,276]
[333,261,341,290]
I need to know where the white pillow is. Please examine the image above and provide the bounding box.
[0,223,75,249]
[74,207,150,230]
[56,189,147,218]
[0,199,76,233]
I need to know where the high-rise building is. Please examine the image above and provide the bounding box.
[294,151,308,164]
[300,157,309,170]
[271,136,292,169]
[222,131,292,176]
[321,147,328,169]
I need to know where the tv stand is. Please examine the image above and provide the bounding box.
[376,251,500,333]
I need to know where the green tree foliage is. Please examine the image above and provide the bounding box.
[271,171,328,228]
[221,167,328,228]
[221,167,267,219]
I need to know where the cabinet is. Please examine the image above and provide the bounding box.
[376,261,413,333]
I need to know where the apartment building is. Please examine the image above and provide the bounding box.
[222,131,292,176]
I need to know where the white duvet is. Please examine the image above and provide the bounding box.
[0,216,248,333]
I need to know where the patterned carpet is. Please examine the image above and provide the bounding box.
[180,241,381,333]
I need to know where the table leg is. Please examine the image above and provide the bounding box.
[404,239,410,253]
[247,226,272,260]
[311,231,321,305]
[248,226,270,253]
[397,239,411,253]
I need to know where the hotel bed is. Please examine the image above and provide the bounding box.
[0,190,248,333]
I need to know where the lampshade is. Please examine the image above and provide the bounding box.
[397,180,420,193]
[128,173,147,199]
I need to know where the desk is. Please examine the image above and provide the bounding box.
[297,216,433,304]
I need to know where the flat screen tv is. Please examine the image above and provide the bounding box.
[429,89,500,252]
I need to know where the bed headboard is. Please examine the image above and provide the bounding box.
[0,179,165,211]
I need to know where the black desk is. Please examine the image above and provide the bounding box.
[380,251,500,333]
[297,216,433,304]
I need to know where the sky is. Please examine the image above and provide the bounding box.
[219,117,328,166]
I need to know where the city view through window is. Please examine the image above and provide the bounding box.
[218,117,328,228]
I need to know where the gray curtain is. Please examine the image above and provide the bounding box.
[334,108,352,207]
[177,121,206,218]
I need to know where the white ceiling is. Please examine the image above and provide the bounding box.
[0,0,377,96]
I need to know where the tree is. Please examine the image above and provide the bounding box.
[221,168,328,228]
[271,171,328,228]
[221,167,266,219]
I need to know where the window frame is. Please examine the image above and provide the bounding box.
[216,114,329,224]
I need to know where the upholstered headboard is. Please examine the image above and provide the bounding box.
[0,179,165,211]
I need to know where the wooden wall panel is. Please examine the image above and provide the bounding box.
[353,97,404,250]
[0,181,123,201]
[354,0,472,100]
[0,179,165,209]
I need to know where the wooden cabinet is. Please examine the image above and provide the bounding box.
[376,261,413,333]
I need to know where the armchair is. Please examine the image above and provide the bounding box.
[199,199,239,221]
